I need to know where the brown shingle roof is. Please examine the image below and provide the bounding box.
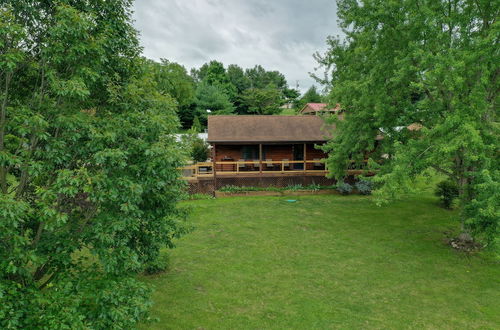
[207,115,333,143]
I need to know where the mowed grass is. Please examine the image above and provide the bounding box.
[279,108,298,115]
[141,194,500,329]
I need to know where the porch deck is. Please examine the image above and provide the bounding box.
[180,160,368,180]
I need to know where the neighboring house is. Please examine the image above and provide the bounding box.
[279,102,294,109]
[406,123,423,131]
[174,132,208,142]
[299,103,342,116]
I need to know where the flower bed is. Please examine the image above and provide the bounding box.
[215,189,339,198]
[215,182,370,198]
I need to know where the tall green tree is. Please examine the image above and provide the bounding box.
[239,84,283,115]
[283,87,300,104]
[318,0,499,247]
[194,60,236,100]
[227,64,251,94]
[0,2,188,328]
[227,64,251,114]
[245,65,287,90]
[146,59,196,128]
[295,85,323,110]
[194,81,234,124]
[240,65,292,114]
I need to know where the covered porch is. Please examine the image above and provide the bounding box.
[215,143,326,172]
[182,115,342,179]
[181,142,330,179]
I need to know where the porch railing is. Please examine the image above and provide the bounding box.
[180,160,369,179]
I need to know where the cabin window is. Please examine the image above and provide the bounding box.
[241,146,259,160]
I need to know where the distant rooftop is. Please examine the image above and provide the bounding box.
[300,103,341,114]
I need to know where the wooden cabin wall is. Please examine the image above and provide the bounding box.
[262,145,293,161]
[214,145,243,161]
[213,144,327,163]
[305,144,327,170]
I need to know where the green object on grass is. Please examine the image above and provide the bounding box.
[286,199,297,203]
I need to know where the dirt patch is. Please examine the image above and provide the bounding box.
[449,238,482,252]
[443,232,482,252]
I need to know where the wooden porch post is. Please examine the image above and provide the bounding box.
[303,143,307,172]
[259,144,262,173]
[212,143,217,192]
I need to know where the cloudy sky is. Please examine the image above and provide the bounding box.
[132,0,342,93]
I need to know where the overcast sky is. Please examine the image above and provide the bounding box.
[132,0,342,93]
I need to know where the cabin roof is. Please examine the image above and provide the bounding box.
[207,115,334,143]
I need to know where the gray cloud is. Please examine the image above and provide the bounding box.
[132,0,342,92]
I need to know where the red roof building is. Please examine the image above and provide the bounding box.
[299,103,341,115]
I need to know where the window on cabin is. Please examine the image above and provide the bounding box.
[241,146,260,160]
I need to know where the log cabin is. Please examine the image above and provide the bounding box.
[207,115,330,173]
[181,115,374,193]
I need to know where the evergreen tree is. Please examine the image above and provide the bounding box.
[295,85,323,110]
[191,115,203,133]
[194,81,234,125]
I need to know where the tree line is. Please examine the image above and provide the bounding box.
[144,59,326,130]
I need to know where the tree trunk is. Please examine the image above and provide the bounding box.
[0,72,12,194]
[455,150,473,242]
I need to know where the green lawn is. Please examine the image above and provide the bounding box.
[141,194,499,329]
[279,108,298,115]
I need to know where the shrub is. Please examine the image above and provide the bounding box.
[435,180,459,209]
[191,138,210,162]
[219,185,245,193]
[219,184,336,193]
[336,182,353,195]
[355,179,372,195]
[188,193,214,200]
[144,254,170,275]
[319,184,337,190]
[306,183,321,191]
[286,184,304,191]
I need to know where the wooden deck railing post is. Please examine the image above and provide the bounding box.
[303,143,307,172]
[212,143,217,192]
[259,144,262,174]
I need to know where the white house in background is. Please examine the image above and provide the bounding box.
[279,102,293,109]
[174,132,208,142]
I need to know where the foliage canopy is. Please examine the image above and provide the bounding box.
[0,1,189,328]
[318,0,499,248]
